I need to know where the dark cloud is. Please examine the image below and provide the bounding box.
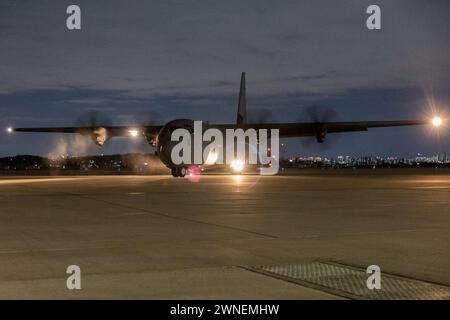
[1,0,449,156]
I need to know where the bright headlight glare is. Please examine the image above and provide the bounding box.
[230,159,245,173]
[128,129,139,137]
[205,150,219,165]
[432,116,443,127]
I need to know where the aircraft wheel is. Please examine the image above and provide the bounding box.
[171,167,178,177]
[178,167,187,178]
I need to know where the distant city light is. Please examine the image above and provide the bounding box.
[432,116,443,127]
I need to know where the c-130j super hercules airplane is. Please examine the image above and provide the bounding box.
[9,73,445,177]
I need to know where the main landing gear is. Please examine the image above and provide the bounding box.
[171,167,187,178]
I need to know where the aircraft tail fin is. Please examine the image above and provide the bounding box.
[236,72,247,125]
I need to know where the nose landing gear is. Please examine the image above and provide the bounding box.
[171,167,187,178]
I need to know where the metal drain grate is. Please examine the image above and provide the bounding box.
[246,261,450,300]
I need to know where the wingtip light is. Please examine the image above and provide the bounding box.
[127,129,140,137]
[432,116,443,128]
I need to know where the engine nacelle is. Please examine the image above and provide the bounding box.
[91,127,109,146]
[315,124,327,143]
[156,119,194,168]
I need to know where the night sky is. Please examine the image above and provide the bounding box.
[1,0,449,158]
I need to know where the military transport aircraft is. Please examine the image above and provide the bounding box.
[8,73,444,177]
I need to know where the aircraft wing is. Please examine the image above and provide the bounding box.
[234,120,430,138]
[11,120,431,138]
[12,126,163,137]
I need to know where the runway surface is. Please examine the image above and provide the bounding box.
[0,173,449,299]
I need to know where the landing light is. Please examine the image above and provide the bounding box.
[6,127,13,134]
[128,129,139,137]
[205,150,219,165]
[230,159,245,173]
[432,116,443,128]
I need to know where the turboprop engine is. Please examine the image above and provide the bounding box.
[156,119,194,168]
[90,127,108,146]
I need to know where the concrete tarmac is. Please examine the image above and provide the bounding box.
[0,173,449,299]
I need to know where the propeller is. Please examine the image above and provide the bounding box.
[76,110,112,128]
[299,104,340,150]
[75,110,112,146]
[129,110,163,149]
[249,108,273,124]
[131,110,163,127]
